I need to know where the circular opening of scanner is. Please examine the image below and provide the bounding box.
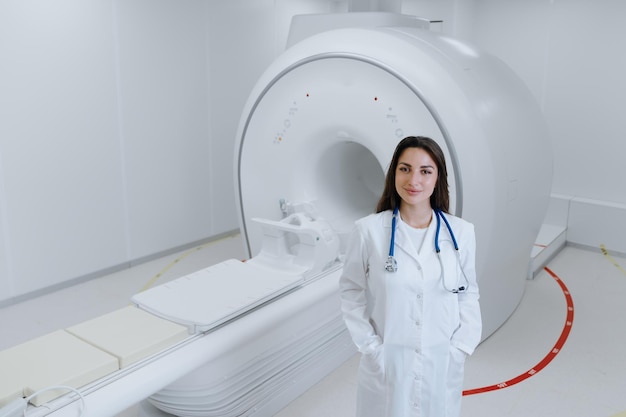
[313,140,385,250]
[236,55,458,258]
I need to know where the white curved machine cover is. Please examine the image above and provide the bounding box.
[235,22,552,340]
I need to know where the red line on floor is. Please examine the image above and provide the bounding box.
[463,266,574,396]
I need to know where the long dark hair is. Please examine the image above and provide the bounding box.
[375,136,450,213]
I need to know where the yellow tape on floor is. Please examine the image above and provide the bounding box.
[139,234,239,292]
[600,244,626,276]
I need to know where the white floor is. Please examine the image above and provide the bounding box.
[2,234,626,417]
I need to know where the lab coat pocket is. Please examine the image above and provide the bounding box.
[446,346,467,415]
[359,344,386,390]
[449,345,468,365]
[356,345,387,417]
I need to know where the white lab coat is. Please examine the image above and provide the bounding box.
[340,210,482,417]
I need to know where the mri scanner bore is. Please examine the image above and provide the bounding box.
[235,24,552,340]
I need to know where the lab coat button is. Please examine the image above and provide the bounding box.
[417,265,422,270]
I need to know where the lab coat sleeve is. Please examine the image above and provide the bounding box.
[339,221,382,354]
[451,221,482,356]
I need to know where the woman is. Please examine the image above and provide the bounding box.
[339,136,482,417]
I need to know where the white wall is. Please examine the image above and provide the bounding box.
[0,0,338,305]
[0,1,131,302]
[468,0,626,206]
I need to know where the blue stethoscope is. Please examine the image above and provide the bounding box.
[385,206,469,293]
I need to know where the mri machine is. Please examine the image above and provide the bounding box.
[0,12,551,417]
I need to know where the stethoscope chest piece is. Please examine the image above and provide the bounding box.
[385,255,397,273]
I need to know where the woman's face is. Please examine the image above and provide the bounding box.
[395,147,438,209]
